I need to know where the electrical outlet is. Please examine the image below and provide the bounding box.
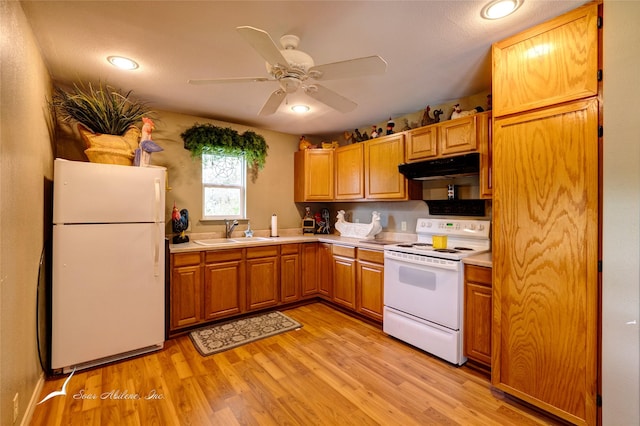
[13,393,18,424]
[401,221,407,231]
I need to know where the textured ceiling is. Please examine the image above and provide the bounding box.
[21,0,589,137]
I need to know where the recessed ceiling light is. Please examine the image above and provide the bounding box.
[481,0,523,19]
[107,56,139,70]
[291,105,310,113]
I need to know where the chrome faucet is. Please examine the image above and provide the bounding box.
[225,219,239,238]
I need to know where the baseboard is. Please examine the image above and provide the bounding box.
[21,371,45,426]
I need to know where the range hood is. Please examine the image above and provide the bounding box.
[398,152,479,180]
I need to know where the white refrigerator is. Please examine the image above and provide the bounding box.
[52,159,166,372]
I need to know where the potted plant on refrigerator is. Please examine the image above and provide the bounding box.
[51,82,153,165]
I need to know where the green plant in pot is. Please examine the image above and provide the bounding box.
[181,123,269,180]
[51,82,153,165]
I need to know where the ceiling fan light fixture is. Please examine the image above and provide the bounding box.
[107,56,139,70]
[481,0,523,19]
[291,104,310,113]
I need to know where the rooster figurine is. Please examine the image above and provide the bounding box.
[171,202,189,244]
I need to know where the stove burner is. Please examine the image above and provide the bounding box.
[434,248,460,253]
[412,243,432,247]
[453,247,473,251]
[396,244,414,248]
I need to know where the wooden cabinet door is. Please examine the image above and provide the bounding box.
[335,143,364,200]
[356,248,384,322]
[333,255,356,309]
[203,260,243,320]
[246,247,279,310]
[492,2,598,117]
[406,125,437,162]
[439,115,477,156]
[492,98,599,425]
[280,244,301,303]
[171,264,202,329]
[463,264,492,368]
[364,134,407,199]
[332,245,356,309]
[318,243,333,298]
[301,243,319,296]
[170,252,203,330]
[479,112,493,199]
[294,149,334,202]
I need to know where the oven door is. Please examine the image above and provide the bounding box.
[383,251,462,330]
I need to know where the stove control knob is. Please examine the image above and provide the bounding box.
[478,225,485,231]
[468,224,476,230]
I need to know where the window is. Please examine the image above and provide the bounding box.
[202,153,246,219]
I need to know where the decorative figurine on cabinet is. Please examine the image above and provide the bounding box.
[421,106,443,126]
[134,117,163,167]
[386,118,395,135]
[450,104,484,120]
[171,202,190,244]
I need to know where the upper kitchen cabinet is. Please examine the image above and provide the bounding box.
[335,143,364,200]
[294,148,334,202]
[492,2,599,117]
[439,114,481,156]
[405,125,437,161]
[364,133,421,200]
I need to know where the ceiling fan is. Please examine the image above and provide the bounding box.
[188,26,387,115]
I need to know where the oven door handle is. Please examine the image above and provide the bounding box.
[384,251,460,271]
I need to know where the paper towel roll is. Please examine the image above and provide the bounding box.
[271,214,278,237]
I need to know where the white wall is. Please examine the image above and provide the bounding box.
[0,1,54,424]
[602,1,640,424]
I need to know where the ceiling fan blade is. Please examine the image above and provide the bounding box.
[259,89,286,116]
[237,26,289,67]
[188,77,274,85]
[304,84,357,113]
[308,55,387,81]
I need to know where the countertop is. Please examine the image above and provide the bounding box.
[462,252,493,268]
[169,234,411,254]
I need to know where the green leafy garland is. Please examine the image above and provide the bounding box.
[181,123,269,172]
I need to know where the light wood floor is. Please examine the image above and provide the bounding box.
[31,303,564,425]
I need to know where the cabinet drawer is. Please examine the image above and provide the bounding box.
[205,248,243,263]
[246,245,279,259]
[280,243,300,255]
[465,264,492,285]
[357,248,384,264]
[332,244,356,258]
[173,252,201,267]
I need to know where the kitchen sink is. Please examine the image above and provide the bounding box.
[193,238,240,246]
[193,237,275,246]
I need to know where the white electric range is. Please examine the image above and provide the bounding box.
[382,218,491,365]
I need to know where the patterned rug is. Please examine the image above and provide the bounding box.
[189,311,302,356]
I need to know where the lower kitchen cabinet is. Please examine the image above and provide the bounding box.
[463,264,492,369]
[301,242,319,296]
[332,245,357,309]
[356,248,384,322]
[204,249,244,320]
[170,252,203,329]
[281,244,301,303]
[246,246,280,310]
[318,242,333,298]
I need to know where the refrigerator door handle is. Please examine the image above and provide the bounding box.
[154,223,161,277]
[154,178,161,222]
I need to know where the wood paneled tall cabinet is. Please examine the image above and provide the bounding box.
[491,3,601,425]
